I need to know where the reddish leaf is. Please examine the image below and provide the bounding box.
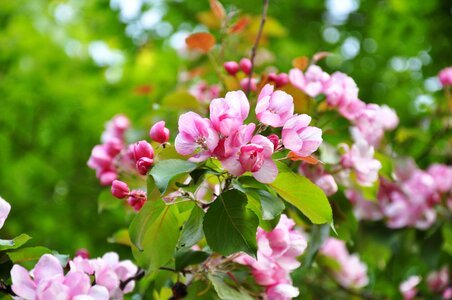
[292,56,309,71]
[230,16,250,33]
[287,152,321,165]
[313,52,331,62]
[209,0,226,20]
[185,32,216,53]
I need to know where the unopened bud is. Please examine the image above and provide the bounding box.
[150,121,170,144]
[111,180,130,199]
[223,61,240,76]
[239,58,252,74]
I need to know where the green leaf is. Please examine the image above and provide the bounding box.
[375,152,394,180]
[302,224,330,269]
[129,201,180,271]
[175,248,209,271]
[203,190,258,257]
[270,162,332,224]
[208,274,254,300]
[178,205,205,248]
[252,190,285,220]
[0,234,31,251]
[107,228,132,246]
[8,246,51,263]
[98,189,121,213]
[442,222,452,255]
[149,159,198,194]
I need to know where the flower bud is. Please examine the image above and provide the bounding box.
[268,72,278,81]
[111,180,130,199]
[240,78,257,93]
[275,73,289,87]
[223,61,239,76]
[128,190,147,211]
[267,134,280,150]
[99,171,117,186]
[133,140,154,161]
[150,121,170,144]
[239,58,252,74]
[75,248,90,259]
[136,157,153,175]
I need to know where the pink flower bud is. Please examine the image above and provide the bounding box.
[75,248,90,259]
[275,73,289,87]
[443,287,452,300]
[136,157,153,175]
[267,134,280,150]
[128,190,147,211]
[133,140,154,161]
[223,61,239,76]
[439,67,452,87]
[111,180,130,199]
[268,72,278,81]
[239,58,252,74]
[150,121,170,144]
[99,171,117,186]
[240,78,257,93]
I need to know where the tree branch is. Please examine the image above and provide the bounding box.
[246,0,269,96]
[0,279,15,296]
[119,268,145,291]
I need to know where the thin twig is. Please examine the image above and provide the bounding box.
[119,268,145,291]
[0,279,15,296]
[246,0,269,96]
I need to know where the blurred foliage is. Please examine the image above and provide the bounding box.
[0,0,451,297]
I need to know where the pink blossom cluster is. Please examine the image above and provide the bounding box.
[0,196,11,230]
[235,214,307,300]
[10,252,138,300]
[320,238,369,289]
[298,163,338,196]
[340,138,382,187]
[439,67,452,87]
[87,115,130,185]
[347,161,452,230]
[289,66,399,146]
[175,84,322,183]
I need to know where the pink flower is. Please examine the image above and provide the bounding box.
[213,123,256,160]
[136,157,153,175]
[289,66,330,97]
[221,135,278,183]
[321,238,369,289]
[224,61,239,76]
[346,189,383,221]
[266,283,300,300]
[175,112,219,162]
[101,114,130,143]
[239,58,252,74]
[189,81,220,104]
[439,67,452,87]
[324,72,359,108]
[133,140,154,161]
[0,196,11,230]
[111,180,130,199]
[282,114,323,157]
[341,139,381,187]
[235,215,306,300]
[210,91,250,136]
[400,276,421,300]
[150,121,170,144]
[255,84,294,128]
[315,174,338,196]
[444,287,452,300]
[427,164,452,194]
[427,266,449,293]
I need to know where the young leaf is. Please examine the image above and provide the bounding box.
[149,159,198,194]
[203,190,258,257]
[208,274,254,300]
[270,162,332,224]
[7,246,51,264]
[178,205,205,249]
[175,248,209,271]
[129,201,180,271]
[185,32,216,53]
[0,234,31,251]
[209,0,226,20]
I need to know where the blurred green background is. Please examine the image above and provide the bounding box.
[0,0,451,259]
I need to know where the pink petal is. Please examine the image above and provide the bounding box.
[253,159,278,183]
[175,134,197,155]
[33,254,64,284]
[221,155,245,176]
[11,265,36,299]
[0,196,11,229]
